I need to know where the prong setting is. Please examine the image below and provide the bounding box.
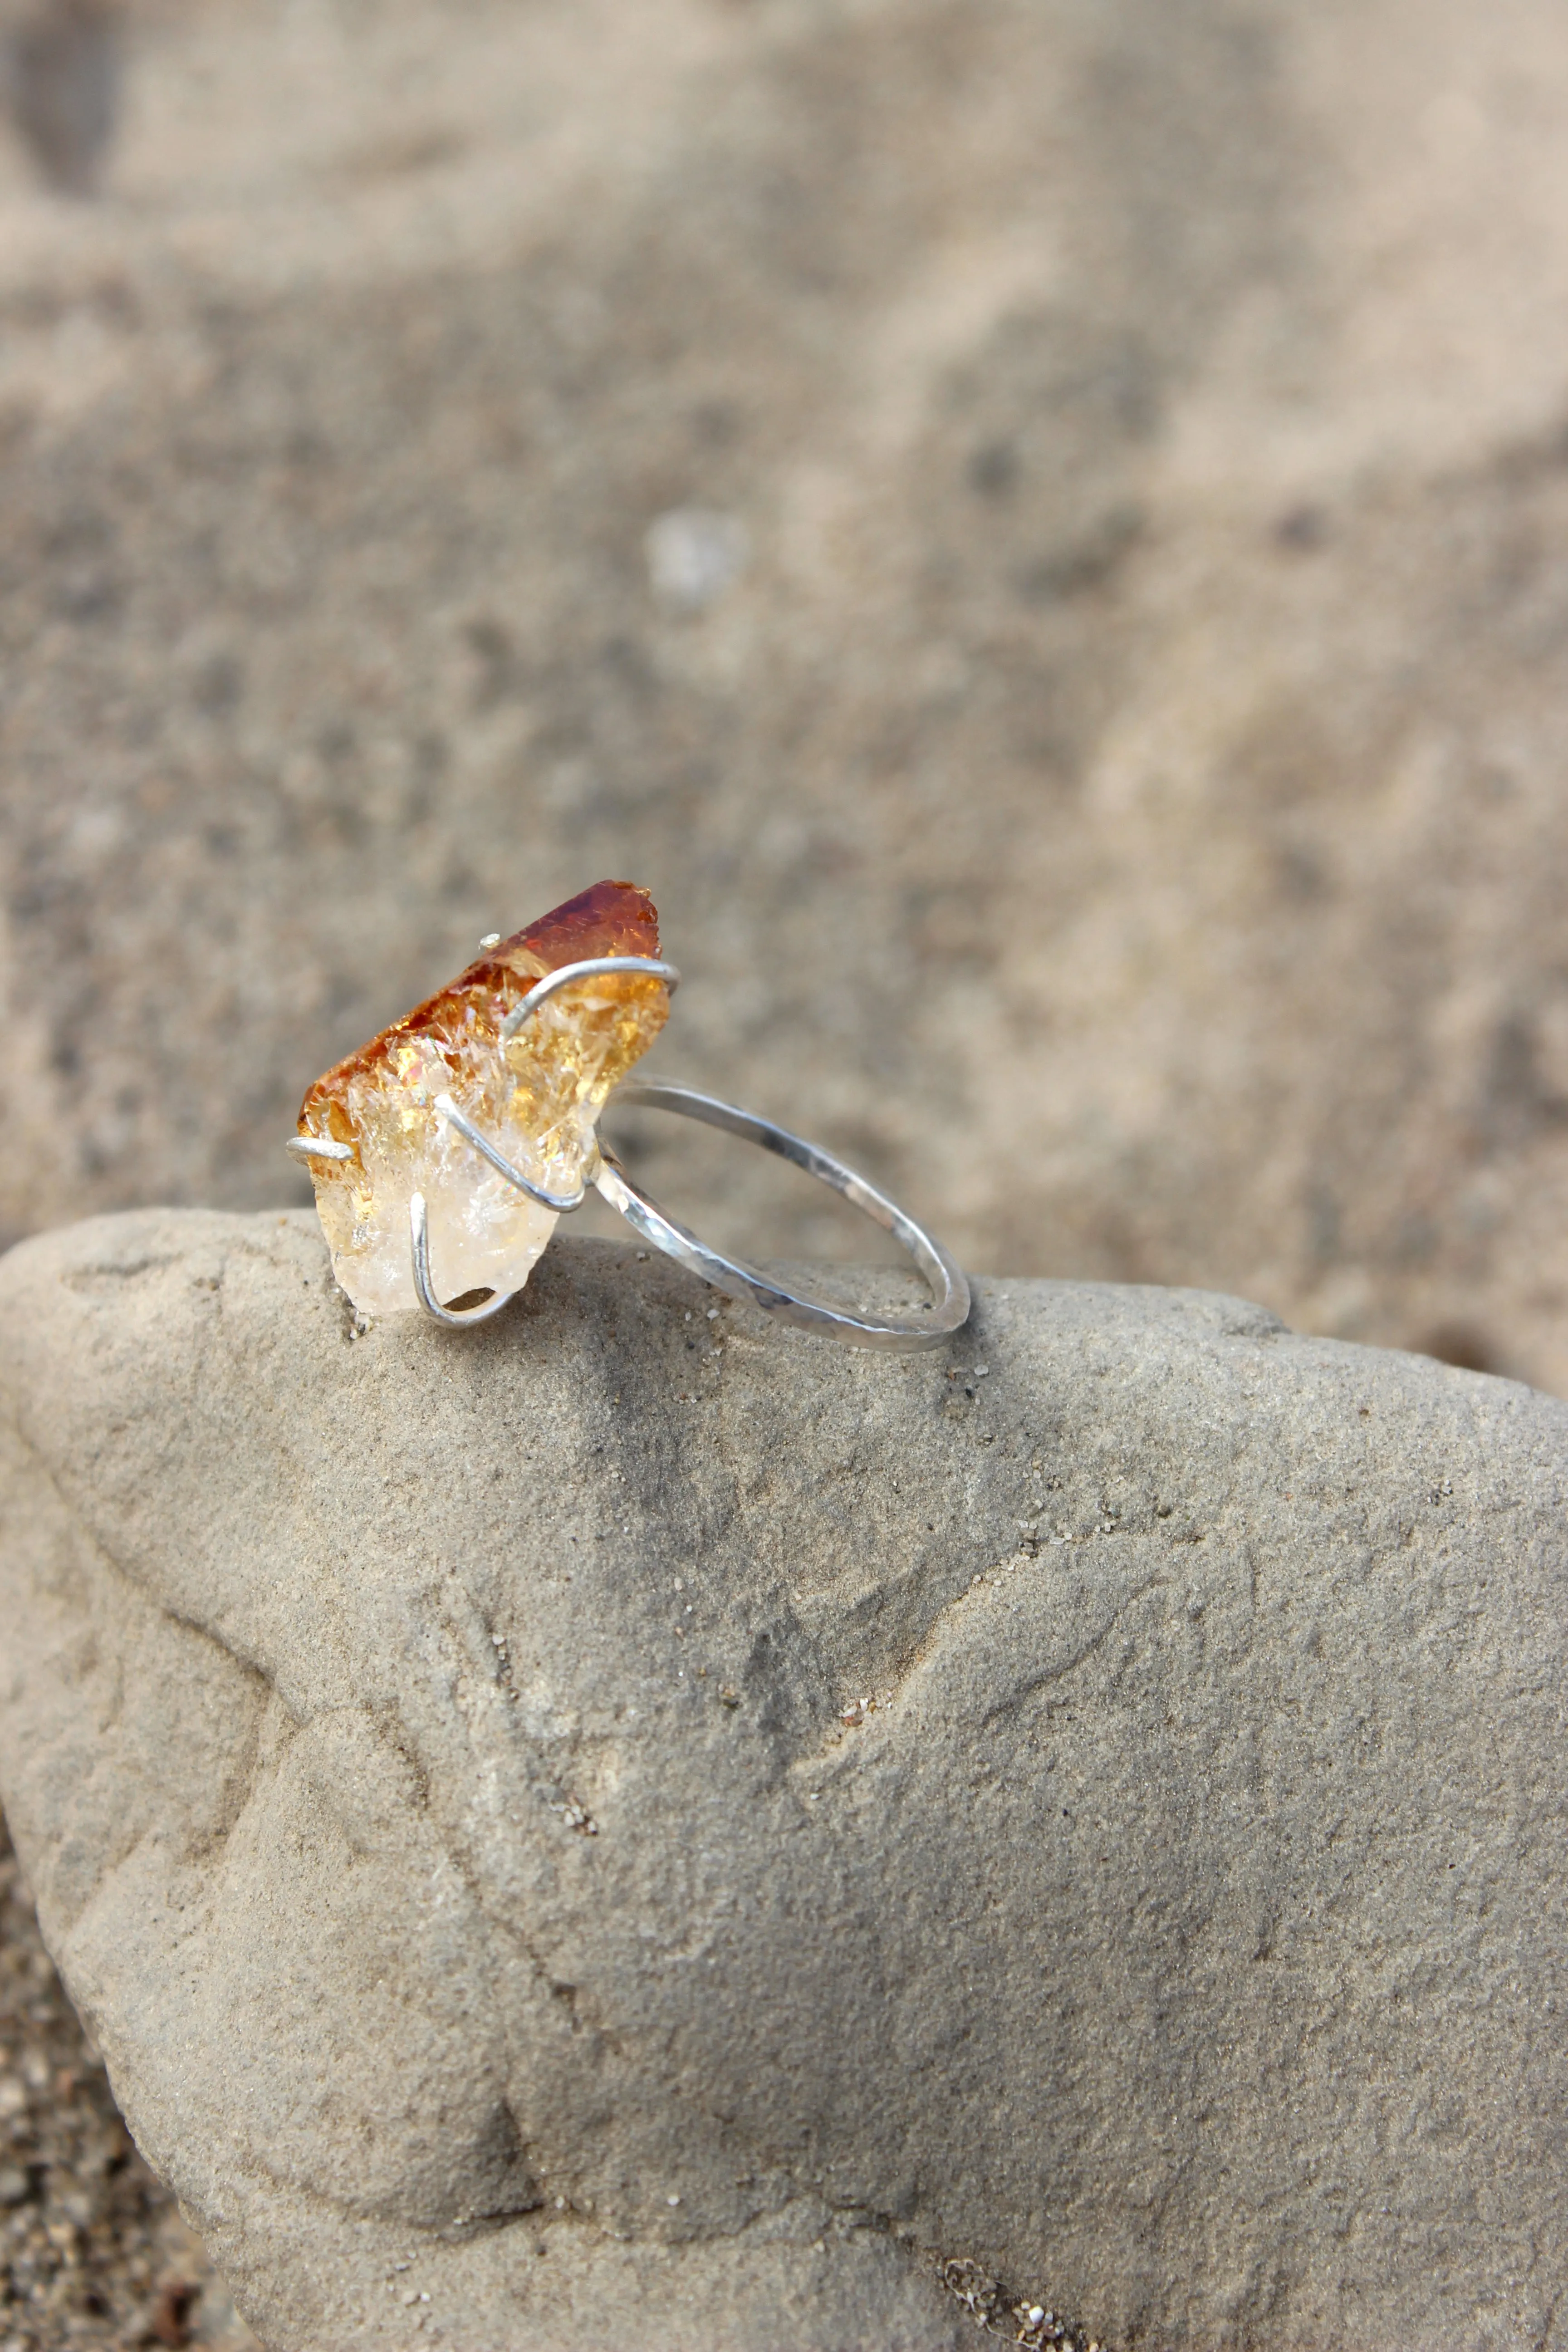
[286,1135,354,1165]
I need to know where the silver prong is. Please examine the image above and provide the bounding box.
[478,932,502,950]
[432,1092,591,1213]
[497,956,680,1044]
[409,1193,514,1328]
[286,1135,355,1164]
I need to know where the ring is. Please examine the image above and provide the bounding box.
[287,881,970,1350]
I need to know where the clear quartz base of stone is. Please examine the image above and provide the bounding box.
[332,1174,555,1318]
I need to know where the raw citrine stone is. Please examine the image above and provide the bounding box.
[297,881,669,1314]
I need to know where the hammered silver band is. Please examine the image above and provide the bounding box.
[593,1079,970,1351]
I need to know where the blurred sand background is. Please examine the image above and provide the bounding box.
[2,0,1568,2337]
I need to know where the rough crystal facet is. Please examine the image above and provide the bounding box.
[297,881,668,1313]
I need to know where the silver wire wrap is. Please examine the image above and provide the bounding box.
[591,1079,970,1351]
[408,1188,514,1326]
[430,1093,596,1214]
[496,956,680,1043]
[285,1135,354,1164]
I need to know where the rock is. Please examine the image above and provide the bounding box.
[1,1211,1567,2349]
[3,0,1568,1393]
[3,0,121,197]
[0,1820,262,2348]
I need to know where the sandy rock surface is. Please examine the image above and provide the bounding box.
[1,0,1568,1392]
[1,1209,1566,2350]
[0,1821,260,2351]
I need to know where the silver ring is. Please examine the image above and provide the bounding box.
[592,1079,970,1352]
[289,931,968,1348]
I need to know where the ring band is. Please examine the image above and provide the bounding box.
[593,1080,970,1352]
